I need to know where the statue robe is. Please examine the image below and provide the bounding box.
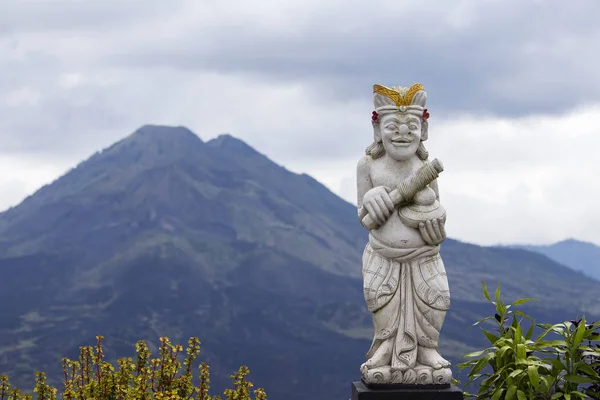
[362,235,451,371]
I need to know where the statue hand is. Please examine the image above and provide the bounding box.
[419,218,446,245]
[362,186,395,227]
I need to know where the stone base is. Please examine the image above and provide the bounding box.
[361,364,452,385]
[352,381,463,400]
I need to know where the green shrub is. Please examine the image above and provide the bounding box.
[458,281,600,400]
[0,336,266,400]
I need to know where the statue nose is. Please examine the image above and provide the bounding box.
[399,125,409,135]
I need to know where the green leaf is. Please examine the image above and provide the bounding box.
[511,315,519,330]
[497,345,512,360]
[541,340,568,348]
[508,369,523,379]
[480,374,500,389]
[527,365,539,390]
[539,376,549,391]
[551,393,563,399]
[576,361,599,378]
[573,317,586,348]
[496,302,506,317]
[515,322,523,344]
[463,350,488,358]
[506,384,517,400]
[482,281,491,302]
[513,298,536,306]
[535,325,555,341]
[582,350,600,357]
[491,388,505,400]
[496,365,515,378]
[516,344,527,364]
[570,391,588,399]
[514,310,534,320]
[516,390,527,400]
[482,329,500,345]
[473,316,495,327]
[525,324,535,340]
[564,374,594,384]
[457,360,477,371]
[495,282,501,302]
[547,324,566,336]
[545,357,567,373]
[470,353,494,377]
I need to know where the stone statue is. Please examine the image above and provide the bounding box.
[356,83,452,386]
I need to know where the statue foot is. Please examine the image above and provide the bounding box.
[417,346,450,370]
[362,338,393,370]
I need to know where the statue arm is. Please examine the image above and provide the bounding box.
[357,155,372,223]
[430,179,440,202]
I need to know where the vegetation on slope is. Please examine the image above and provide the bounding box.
[0,336,265,400]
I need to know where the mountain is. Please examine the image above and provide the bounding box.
[501,239,600,282]
[1,125,599,400]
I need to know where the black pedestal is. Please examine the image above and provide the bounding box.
[352,381,463,400]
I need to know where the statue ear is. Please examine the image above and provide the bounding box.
[421,120,428,141]
[373,121,382,142]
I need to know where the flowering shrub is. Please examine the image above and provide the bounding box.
[0,336,266,400]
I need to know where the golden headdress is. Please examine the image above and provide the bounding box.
[371,83,429,123]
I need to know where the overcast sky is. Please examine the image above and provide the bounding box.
[2,0,600,246]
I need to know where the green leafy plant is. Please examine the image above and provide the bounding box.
[0,336,266,400]
[537,318,600,399]
[458,281,548,399]
[587,335,600,398]
[458,281,600,400]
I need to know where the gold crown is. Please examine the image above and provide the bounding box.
[373,83,425,107]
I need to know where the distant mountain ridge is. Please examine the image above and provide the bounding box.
[0,125,364,278]
[499,238,600,282]
[0,125,598,400]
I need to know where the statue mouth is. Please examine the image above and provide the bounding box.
[391,137,413,146]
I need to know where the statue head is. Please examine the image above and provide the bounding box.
[366,83,430,162]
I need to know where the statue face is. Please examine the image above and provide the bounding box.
[379,112,422,161]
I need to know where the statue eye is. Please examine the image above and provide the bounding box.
[385,124,398,130]
[409,125,418,130]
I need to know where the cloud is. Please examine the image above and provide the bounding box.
[4,86,42,107]
[286,105,600,245]
[4,1,600,117]
[0,154,70,211]
[1,0,600,246]
[100,0,600,116]
[0,0,176,33]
